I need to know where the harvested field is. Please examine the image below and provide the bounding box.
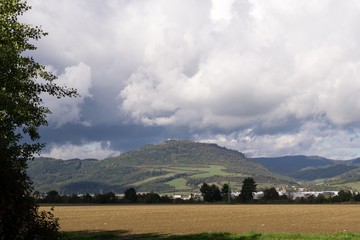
[41,205,360,234]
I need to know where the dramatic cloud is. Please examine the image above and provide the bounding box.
[200,122,360,159]
[120,0,360,129]
[23,0,360,159]
[41,141,120,160]
[43,62,92,127]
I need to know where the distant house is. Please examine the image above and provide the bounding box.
[231,192,240,198]
[289,191,338,199]
[172,194,196,200]
[172,194,182,199]
[322,191,338,197]
[252,191,264,200]
[251,189,340,200]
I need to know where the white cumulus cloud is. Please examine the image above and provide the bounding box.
[42,141,120,160]
[23,0,360,159]
[43,62,92,127]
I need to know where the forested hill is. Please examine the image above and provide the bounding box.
[254,155,334,175]
[103,140,284,180]
[28,140,290,194]
[108,140,249,168]
[253,155,360,181]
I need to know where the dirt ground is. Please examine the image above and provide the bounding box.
[41,205,360,234]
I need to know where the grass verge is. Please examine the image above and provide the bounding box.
[61,231,360,240]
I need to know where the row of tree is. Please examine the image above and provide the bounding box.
[36,177,257,204]
[199,177,258,203]
[36,189,191,204]
[288,190,360,204]
[199,179,360,204]
[35,177,360,205]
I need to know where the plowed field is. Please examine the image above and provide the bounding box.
[41,205,360,234]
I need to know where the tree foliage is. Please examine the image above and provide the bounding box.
[221,183,229,196]
[93,192,117,204]
[262,187,280,201]
[238,177,257,203]
[333,190,353,203]
[137,192,162,203]
[0,1,77,239]
[221,183,231,202]
[124,187,137,203]
[200,183,222,202]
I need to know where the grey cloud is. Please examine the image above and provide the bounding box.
[22,0,360,159]
[39,123,193,153]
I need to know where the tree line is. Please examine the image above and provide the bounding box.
[35,190,177,204]
[36,177,360,205]
[35,177,258,204]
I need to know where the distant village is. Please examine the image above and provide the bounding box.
[173,186,342,201]
[34,184,359,204]
[251,186,341,200]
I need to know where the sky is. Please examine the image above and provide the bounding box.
[22,0,360,160]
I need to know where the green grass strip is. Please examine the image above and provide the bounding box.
[61,231,360,240]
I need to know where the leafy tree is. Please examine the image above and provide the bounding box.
[160,195,173,203]
[138,192,161,203]
[262,187,280,201]
[200,183,222,202]
[353,193,360,202]
[210,184,222,202]
[221,183,231,202]
[279,194,288,201]
[336,190,353,202]
[221,183,230,196]
[123,187,137,203]
[306,194,315,203]
[94,192,117,203]
[314,194,326,204]
[238,177,257,203]
[65,194,81,204]
[0,1,77,239]
[44,190,62,203]
[104,192,117,203]
[200,183,211,202]
[81,193,93,203]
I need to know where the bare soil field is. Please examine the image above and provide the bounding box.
[41,205,360,234]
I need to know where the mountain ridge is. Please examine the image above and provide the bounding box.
[28,140,360,193]
[28,140,291,194]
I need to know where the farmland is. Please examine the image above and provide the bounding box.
[42,205,360,235]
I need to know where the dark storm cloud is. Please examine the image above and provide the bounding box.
[40,123,195,158]
[40,124,165,152]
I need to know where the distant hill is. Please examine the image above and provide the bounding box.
[27,140,292,194]
[254,155,334,175]
[290,164,358,180]
[345,157,360,166]
[324,167,360,186]
[254,155,360,181]
[28,141,360,193]
[27,157,107,193]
